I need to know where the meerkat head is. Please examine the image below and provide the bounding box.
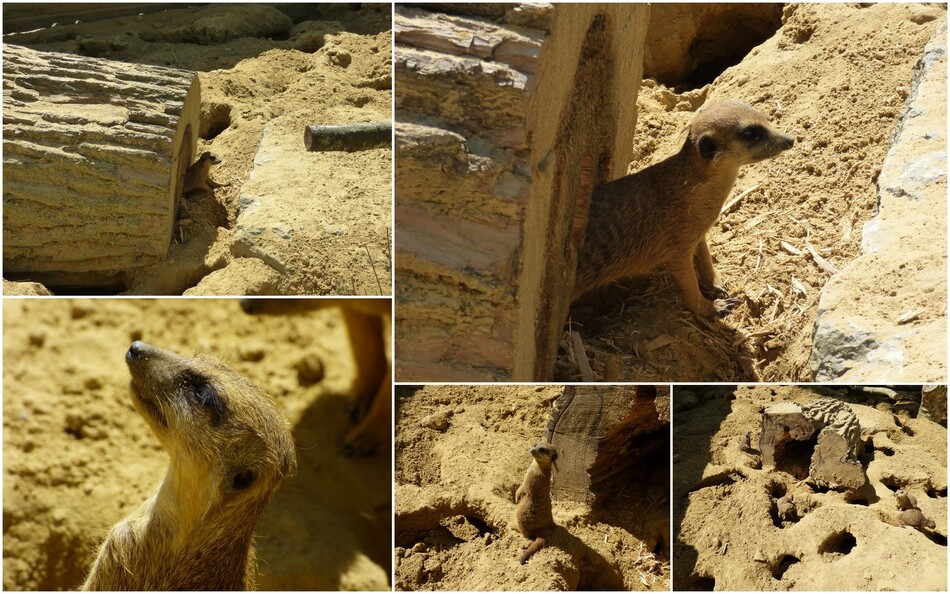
[125,341,296,513]
[199,151,222,165]
[686,101,794,167]
[530,441,559,473]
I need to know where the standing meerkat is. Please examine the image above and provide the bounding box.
[895,488,918,511]
[514,441,558,564]
[182,151,226,194]
[81,341,296,590]
[573,101,795,318]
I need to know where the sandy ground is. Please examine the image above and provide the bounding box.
[558,3,946,381]
[673,385,947,591]
[3,3,392,296]
[2,298,391,590]
[394,386,670,591]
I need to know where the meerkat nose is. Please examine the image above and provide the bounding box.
[126,341,152,363]
[782,135,795,149]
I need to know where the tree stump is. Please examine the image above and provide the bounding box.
[3,44,201,288]
[547,385,670,554]
[759,398,866,491]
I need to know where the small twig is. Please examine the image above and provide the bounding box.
[365,245,383,294]
[721,183,760,216]
[804,239,838,275]
[897,309,924,325]
[780,240,803,256]
[571,331,593,382]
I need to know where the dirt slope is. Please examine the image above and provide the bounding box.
[559,3,946,381]
[394,386,670,591]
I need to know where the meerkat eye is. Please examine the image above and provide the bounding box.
[229,469,257,492]
[180,375,227,426]
[740,125,764,142]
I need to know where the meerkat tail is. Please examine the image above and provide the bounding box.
[519,536,546,564]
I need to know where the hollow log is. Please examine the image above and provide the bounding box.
[759,397,866,491]
[304,122,391,152]
[3,44,200,288]
[546,385,670,554]
[548,385,669,505]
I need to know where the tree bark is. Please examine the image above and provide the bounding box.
[3,44,200,287]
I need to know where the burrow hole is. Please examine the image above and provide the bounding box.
[772,434,818,480]
[818,531,857,556]
[647,6,784,90]
[771,555,800,580]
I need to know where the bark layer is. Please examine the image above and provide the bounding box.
[3,44,200,287]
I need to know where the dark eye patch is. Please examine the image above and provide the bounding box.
[180,373,227,426]
[740,125,764,142]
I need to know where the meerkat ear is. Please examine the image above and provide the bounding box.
[229,469,257,492]
[697,134,718,160]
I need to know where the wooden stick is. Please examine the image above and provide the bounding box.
[721,183,760,216]
[304,122,391,152]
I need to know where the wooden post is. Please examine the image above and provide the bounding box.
[394,5,648,381]
[3,44,200,288]
[513,5,649,381]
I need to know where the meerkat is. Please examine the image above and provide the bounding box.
[776,493,796,521]
[514,441,558,564]
[239,298,391,457]
[895,488,918,511]
[899,508,936,530]
[183,151,226,194]
[81,341,296,590]
[573,101,795,318]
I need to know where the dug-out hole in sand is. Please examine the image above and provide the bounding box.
[643,4,784,90]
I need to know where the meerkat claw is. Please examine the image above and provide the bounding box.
[701,282,730,300]
[714,297,738,316]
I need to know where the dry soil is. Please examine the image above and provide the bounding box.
[673,385,947,591]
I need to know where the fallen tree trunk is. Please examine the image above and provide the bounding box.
[3,44,200,288]
[304,122,391,152]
